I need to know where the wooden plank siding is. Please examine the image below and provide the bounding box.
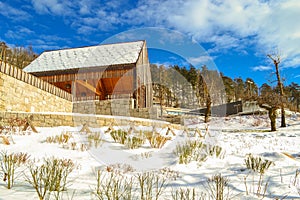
[135,41,153,108]
[38,68,134,82]
[37,67,137,102]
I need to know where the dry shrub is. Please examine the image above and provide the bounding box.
[8,118,26,133]
[87,132,103,148]
[244,154,273,198]
[174,140,224,164]
[171,187,201,200]
[146,132,171,149]
[106,163,135,174]
[110,129,128,144]
[126,136,145,149]
[95,169,134,200]
[1,136,10,145]
[80,143,89,151]
[0,151,30,189]
[159,167,180,180]
[244,154,273,174]
[206,174,230,200]
[0,118,21,135]
[140,151,153,159]
[26,157,75,200]
[136,171,167,200]
[70,142,77,150]
[45,132,72,144]
[252,119,263,127]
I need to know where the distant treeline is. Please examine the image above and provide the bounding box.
[150,64,300,112]
[0,41,37,69]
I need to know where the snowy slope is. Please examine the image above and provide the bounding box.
[1,114,300,199]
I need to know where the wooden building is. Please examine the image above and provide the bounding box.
[23,40,152,108]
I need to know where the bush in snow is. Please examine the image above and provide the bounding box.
[290,169,300,195]
[136,171,167,200]
[145,132,171,149]
[0,151,30,189]
[205,145,225,159]
[244,154,273,174]
[174,140,224,164]
[110,129,128,144]
[87,132,104,148]
[94,169,167,200]
[125,136,145,149]
[171,187,197,200]
[26,157,75,200]
[94,169,134,200]
[45,132,72,144]
[244,154,273,198]
[206,174,231,200]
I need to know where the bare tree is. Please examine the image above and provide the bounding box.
[0,43,37,69]
[0,42,8,66]
[267,54,286,127]
[195,66,212,123]
[257,91,282,131]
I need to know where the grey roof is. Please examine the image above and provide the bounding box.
[23,40,145,73]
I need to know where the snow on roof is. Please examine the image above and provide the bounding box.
[23,40,145,73]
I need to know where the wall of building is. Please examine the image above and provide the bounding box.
[0,63,72,113]
[242,101,263,114]
[135,41,153,108]
[189,101,243,116]
[73,99,158,119]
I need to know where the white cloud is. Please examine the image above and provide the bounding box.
[188,55,213,66]
[120,0,300,69]
[27,38,69,51]
[76,25,97,35]
[252,65,272,71]
[24,0,300,69]
[5,26,34,40]
[68,1,123,33]
[0,2,31,20]
[152,62,178,67]
[19,27,35,35]
[5,30,21,40]
[31,0,74,16]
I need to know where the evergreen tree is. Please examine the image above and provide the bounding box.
[222,74,236,102]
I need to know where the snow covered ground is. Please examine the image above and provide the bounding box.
[1,114,300,199]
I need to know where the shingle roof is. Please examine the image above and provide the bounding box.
[23,40,145,73]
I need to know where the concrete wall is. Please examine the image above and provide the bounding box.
[242,101,263,114]
[189,101,243,116]
[0,70,72,113]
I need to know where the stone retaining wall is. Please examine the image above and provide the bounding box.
[73,99,158,119]
[0,71,72,113]
[0,111,180,129]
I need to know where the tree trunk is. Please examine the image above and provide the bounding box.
[204,96,211,123]
[269,108,277,131]
[268,54,286,127]
[279,108,285,124]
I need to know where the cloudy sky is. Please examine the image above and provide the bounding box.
[0,0,300,86]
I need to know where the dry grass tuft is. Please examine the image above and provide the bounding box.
[1,136,10,145]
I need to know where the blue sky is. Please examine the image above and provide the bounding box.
[0,0,300,87]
